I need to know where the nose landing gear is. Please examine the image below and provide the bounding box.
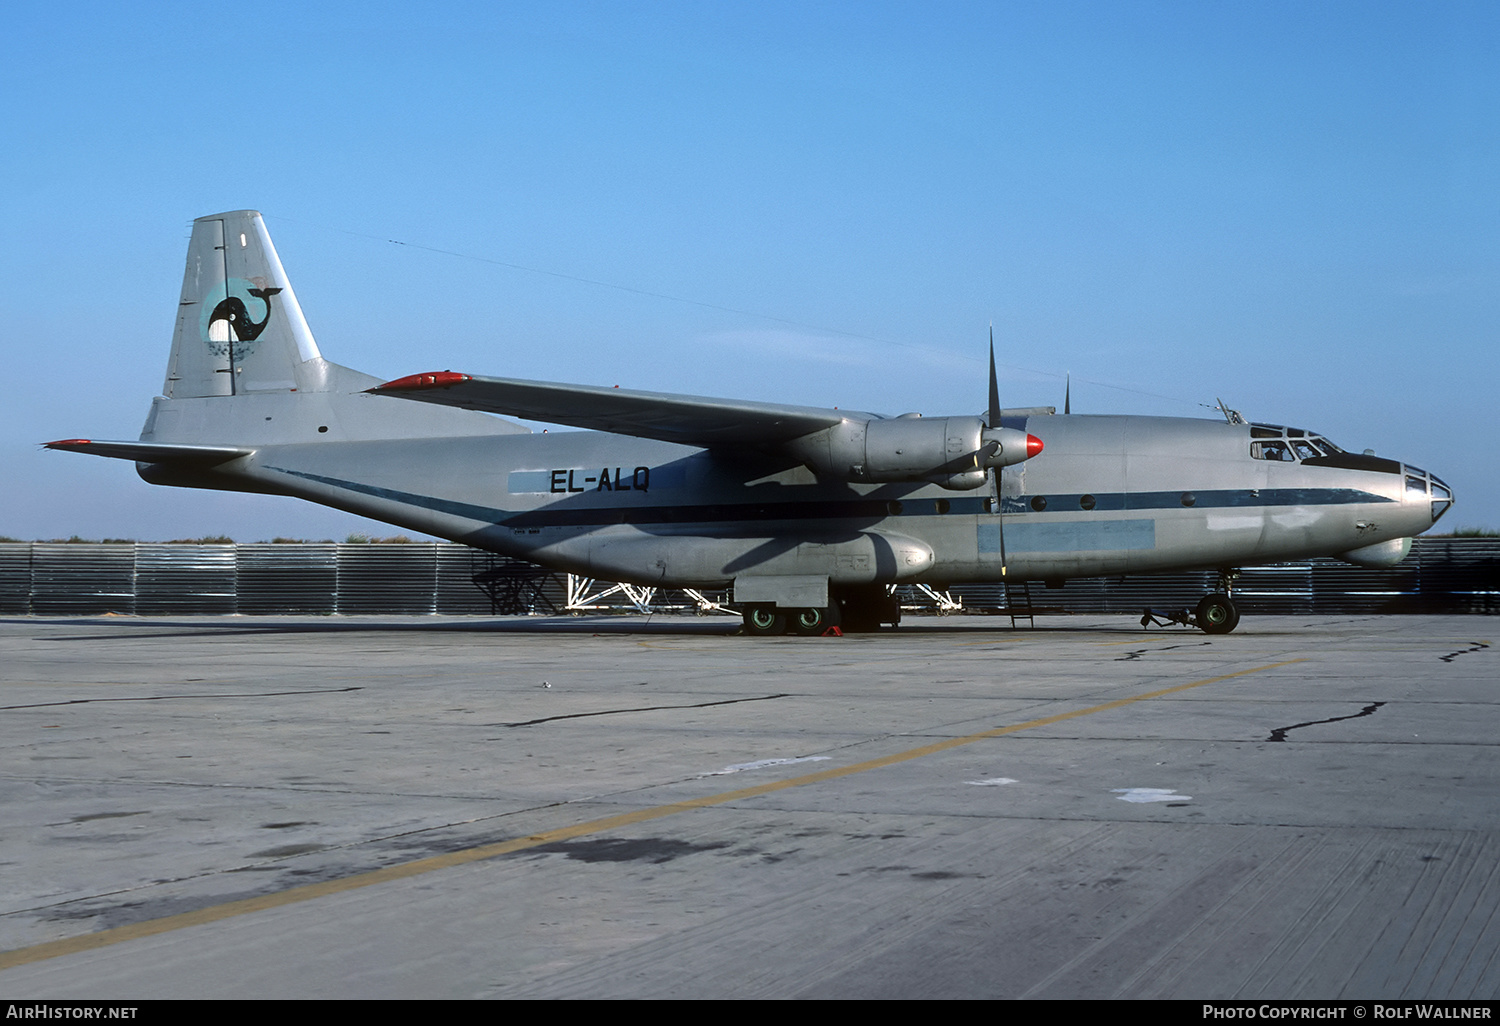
[1194,592,1240,634]
[1140,570,1241,634]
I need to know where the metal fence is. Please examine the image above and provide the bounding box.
[0,538,1494,617]
[0,543,512,616]
[942,537,1499,616]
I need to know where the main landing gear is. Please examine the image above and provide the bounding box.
[1140,570,1241,634]
[741,603,840,637]
[739,587,901,637]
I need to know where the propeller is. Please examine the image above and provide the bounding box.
[978,329,1051,574]
[979,328,1042,467]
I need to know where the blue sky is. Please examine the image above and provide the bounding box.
[3,0,1495,540]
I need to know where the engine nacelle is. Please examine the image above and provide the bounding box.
[784,416,1043,491]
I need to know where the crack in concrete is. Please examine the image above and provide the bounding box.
[1,687,362,710]
[1440,641,1490,663]
[1266,701,1386,742]
[493,693,789,728]
[1116,641,1212,661]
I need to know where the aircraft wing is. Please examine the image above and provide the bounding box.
[44,439,253,464]
[370,372,852,446]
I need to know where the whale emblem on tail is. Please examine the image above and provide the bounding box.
[206,286,282,350]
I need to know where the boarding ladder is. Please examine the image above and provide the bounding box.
[1004,578,1035,629]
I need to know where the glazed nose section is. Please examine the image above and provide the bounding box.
[1429,473,1454,524]
[1405,465,1454,525]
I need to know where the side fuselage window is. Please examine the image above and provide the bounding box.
[1252,441,1295,462]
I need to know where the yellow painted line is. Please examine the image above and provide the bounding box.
[0,658,1303,970]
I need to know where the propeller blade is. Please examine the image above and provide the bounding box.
[988,326,1001,428]
[987,326,1007,576]
[1064,372,1071,415]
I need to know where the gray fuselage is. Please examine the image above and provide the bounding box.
[142,395,1445,591]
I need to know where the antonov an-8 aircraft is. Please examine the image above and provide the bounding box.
[48,211,1453,635]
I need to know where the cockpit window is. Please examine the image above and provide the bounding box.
[1252,441,1295,462]
[1249,424,1347,462]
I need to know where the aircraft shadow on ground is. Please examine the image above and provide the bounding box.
[4,615,1168,641]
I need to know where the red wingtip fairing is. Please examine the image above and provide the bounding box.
[371,371,471,392]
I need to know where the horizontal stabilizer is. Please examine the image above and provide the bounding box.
[371,372,850,446]
[45,439,253,465]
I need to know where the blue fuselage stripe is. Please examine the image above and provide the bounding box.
[268,468,1389,530]
[1000,488,1392,514]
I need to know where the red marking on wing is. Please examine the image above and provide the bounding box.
[371,371,472,391]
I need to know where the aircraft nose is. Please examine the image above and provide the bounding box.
[1409,464,1455,525]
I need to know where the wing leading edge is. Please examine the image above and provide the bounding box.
[370,372,854,446]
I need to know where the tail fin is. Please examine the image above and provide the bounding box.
[166,210,375,397]
[138,211,522,450]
